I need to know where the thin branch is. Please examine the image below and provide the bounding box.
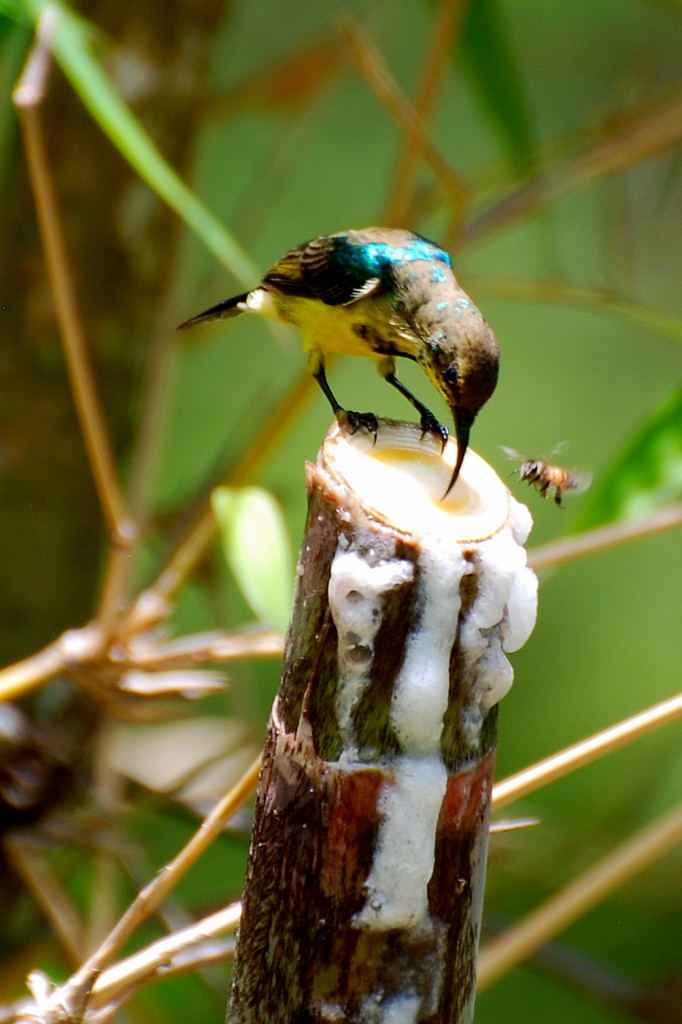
[493,693,682,811]
[88,903,240,1015]
[0,621,280,707]
[0,641,67,701]
[0,625,103,702]
[340,15,469,222]
[62,755,260,996]
[96,187,193,624]
[87,722,123,951]
[477,801,682,990]
[458,89,682,247]
[4,833,86,967]
[528,503,682,571]
[125,627,283,670]
[467,276,682,345]
[12,8,135,551]
[89,943,234,1024]
[125,249,186,529]
[0,907,239,1024]
[95,554,134,635]
[2,764,257,1021]
[384,0,466,225]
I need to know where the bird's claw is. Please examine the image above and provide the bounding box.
[420,412,449,453]
[337,409,379,443]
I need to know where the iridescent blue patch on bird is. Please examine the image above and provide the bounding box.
[431,267,446,283]
[327,240,390,290]
[436,301,449,311]
[395,240,451,266]
[351,239,451,279]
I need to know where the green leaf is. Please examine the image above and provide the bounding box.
[0,2,24,20]
[0,16,30,178]
[20,0,257,284]
[573,384,682,530]
[459,0,534,176]
[212,486,294,635]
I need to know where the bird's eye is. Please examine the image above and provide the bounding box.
[444,363,458,385]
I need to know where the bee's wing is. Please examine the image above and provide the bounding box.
[568,469,593,495]
[499,445,525,463]
[502,441,569,461]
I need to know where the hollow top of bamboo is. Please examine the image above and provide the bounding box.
[321,419,525,546]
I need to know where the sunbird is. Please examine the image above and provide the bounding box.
[179,228,499,495]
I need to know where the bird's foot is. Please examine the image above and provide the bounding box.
[419,411,449,452]
[337,409,379,443]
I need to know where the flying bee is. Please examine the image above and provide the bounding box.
[500,446,591,507]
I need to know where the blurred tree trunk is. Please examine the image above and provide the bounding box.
[0,0,226,664]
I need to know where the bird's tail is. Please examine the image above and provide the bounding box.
[177,293,249,330]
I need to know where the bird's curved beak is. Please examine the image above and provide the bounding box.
[443,410,473,499]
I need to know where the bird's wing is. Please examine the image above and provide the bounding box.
[262,236,383,307]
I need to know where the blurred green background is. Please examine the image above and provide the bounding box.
[1,0,681,1020]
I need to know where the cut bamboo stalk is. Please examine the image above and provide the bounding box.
[228,419,538,1024]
